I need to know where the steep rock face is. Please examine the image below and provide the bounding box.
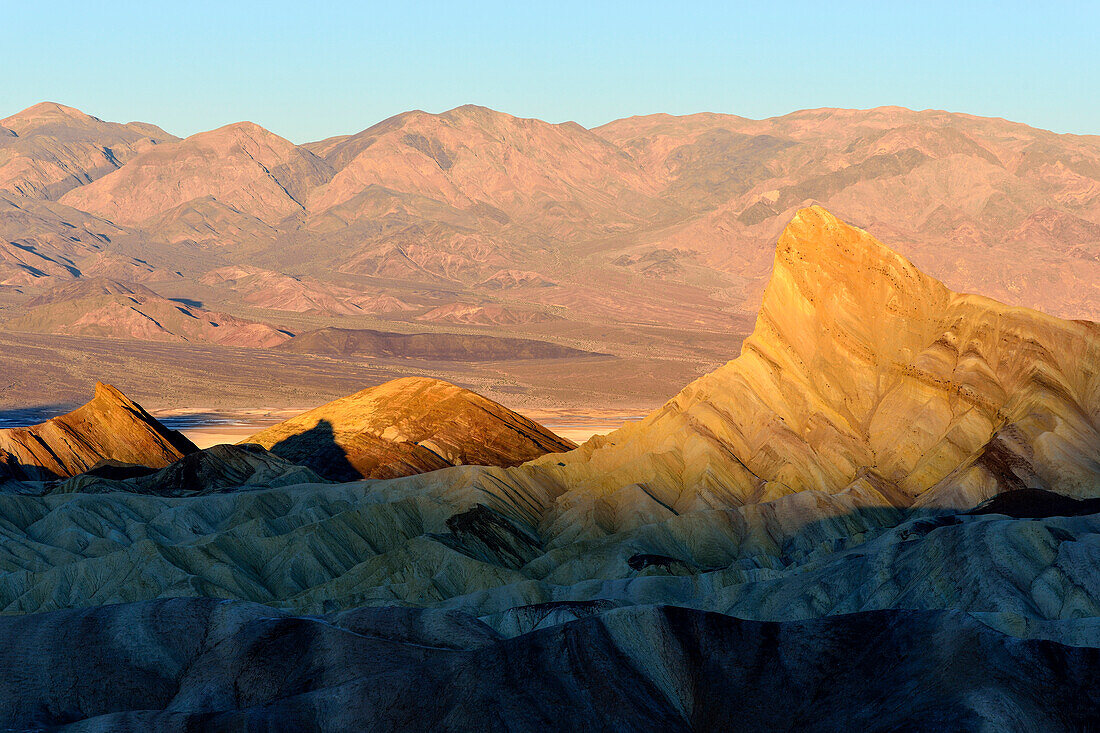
[59,121,333,226]
[502,206,1100,533]
[0,102,176,200]
[0,383,196,480]
[0,600,1096,732]
[4,278,291,347]
[244,376,575,479]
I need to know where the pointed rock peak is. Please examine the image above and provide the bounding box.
[85,382,171,430]
[760,206,950,328]
[777,206,902,267]
[92,381,136,407]
[0,383,196,481]
[80,382,196,455]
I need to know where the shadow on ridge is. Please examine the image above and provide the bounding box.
[262,419,360,481]
[168,297,204,309]
[0,457,63,484]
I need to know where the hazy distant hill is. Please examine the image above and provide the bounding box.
[6,277,291,348]
[277,326,598,361]
[595,107,1100,316]
[59,120,333,227]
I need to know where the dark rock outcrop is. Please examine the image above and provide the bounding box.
[967,488,1100,519]
[55,443,327,496]
[432,503,543,569]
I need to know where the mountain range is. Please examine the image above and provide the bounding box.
[2,101,1100,410]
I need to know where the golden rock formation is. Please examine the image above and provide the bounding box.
[245,376,575,480]
[504,206,1100,528]
[0,382,196,480]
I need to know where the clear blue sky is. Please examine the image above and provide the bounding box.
[4,1,1098,143]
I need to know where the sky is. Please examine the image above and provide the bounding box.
[3,1,1098,143]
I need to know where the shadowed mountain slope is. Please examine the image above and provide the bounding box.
[2,467,1099,629]
[967,488,1100,518]
[55,443,326,497]
[0,382,195,480]
[245,376,576,479]
[1,600,1096,732]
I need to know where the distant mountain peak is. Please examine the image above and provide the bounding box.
[195,119,287,144]
[57,117,332,225]
[2,101,96,128]
[0,102,179,200]
[443,103,499,117]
